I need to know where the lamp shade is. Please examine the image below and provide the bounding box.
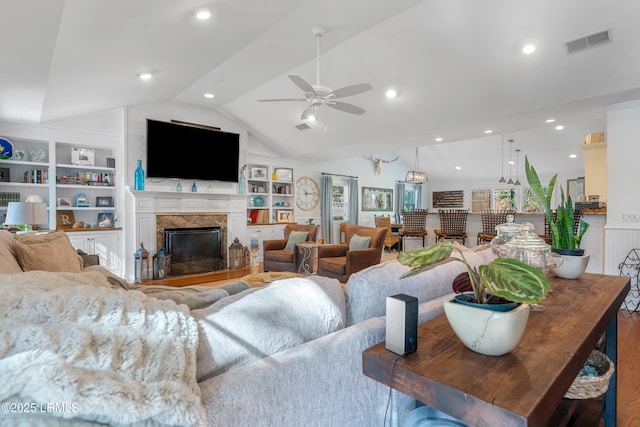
[405,170,429,183]
[5,202,48,229]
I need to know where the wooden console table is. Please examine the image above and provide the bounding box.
[363,273,630,426]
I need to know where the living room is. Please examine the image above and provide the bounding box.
[1,1,640,425]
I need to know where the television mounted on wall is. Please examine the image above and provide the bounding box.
[146,119,240,182]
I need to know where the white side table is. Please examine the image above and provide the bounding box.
[296,242,318,275]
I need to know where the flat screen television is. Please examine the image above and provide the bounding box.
[146,119,240,182]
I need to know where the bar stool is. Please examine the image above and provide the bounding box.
[435,209,469,245]
[477,209,516,245]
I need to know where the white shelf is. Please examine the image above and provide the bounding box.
[56,163,115,172]
[56,207,115,211]
[56,184,115,190]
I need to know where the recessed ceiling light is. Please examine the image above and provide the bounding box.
[569,154,577,159]
[455,166,462,170]
[307,115,316,122]
[204,93,215,99]
[138,72,152,80]
[385,89,398,99]
[522,44,536,55]
[195,8,212,20]
[435,137,443,142]
[555,125,565,131]
[484,129,493,134]
[545,118,556,123]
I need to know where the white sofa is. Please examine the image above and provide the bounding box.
[0,229,493,427]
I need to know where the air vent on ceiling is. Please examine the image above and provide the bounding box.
[565,29,611,54]
[295,123,311,131]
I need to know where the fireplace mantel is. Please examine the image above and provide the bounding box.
[125,189,248,281]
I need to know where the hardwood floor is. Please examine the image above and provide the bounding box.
[617,310,640,426]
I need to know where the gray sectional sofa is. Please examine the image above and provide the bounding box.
[0,229,493,427]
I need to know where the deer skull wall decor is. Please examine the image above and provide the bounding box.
[370,155,399,175]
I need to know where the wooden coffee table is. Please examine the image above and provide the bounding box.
[363,273,630,427]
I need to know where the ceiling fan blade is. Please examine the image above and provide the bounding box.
[326,101,366,115]
[300,105,318,120]
[330,83,373,99]
[288,75,316,96]
[258,98,306,102]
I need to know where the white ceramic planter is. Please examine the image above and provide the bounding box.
[443,300,530,356]
[552,253,590,279]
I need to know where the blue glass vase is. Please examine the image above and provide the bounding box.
[134,160,145,190]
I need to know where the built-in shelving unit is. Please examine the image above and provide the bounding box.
[246,164,295,226]
[55,142,116,227]
[0,137,51,226]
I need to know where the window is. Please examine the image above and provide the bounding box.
[331,178,351,221]
[402,183,419,211]
[494,187,516,210]
[522,186,541,213]
[471,189,490,212]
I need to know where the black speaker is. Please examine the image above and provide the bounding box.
[385,294,418,356]
[106,157,115,168]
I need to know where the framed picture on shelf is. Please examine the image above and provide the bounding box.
[57,197,72,207]
[276,210,294,223]
[0,168,9,182]
[13,150,25,161]
[71,147,95,166]
[97,212,113,228]
[56,210,75,229]
[249,166,267,180]
[96,196,113,207]
[274,168,293,182]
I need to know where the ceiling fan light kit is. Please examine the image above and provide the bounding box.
[258,26,373,122]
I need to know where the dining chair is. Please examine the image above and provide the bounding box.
[374,215,400,251]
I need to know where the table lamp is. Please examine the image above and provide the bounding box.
[5,202,49,233]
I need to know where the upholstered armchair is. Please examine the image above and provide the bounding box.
[263,224,320,273]
[316,225,387,283]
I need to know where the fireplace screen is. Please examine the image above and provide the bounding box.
[164,227,223,276]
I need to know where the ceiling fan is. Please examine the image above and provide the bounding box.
[258,26,373,121]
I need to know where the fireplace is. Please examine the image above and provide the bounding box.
[164,227,223,276]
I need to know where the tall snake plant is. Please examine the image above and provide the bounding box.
[524,156,589,251]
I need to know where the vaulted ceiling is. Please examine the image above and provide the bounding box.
[2,0,638,180]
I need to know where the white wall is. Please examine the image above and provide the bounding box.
[294,153,410,228]
[604,100,640,283]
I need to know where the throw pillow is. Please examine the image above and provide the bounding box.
[192,275,346,381]
[13,231,82,273]
[0,230,22,274]
[284,231,309,250]
[349,234,371,250]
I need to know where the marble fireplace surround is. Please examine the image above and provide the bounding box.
[155,213,228,271]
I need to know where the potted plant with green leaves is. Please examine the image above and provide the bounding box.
[398,241,550,356]
[524,156,590,278]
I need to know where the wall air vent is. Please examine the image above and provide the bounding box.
[295,123,311,131]
[565,29,611,54]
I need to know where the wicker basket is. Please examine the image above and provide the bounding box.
[564,350,615,399]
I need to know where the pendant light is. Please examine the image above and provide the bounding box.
[405,147,429,183]
[498,135,506,183]
[514,149,521,186]
[507,139,514,185]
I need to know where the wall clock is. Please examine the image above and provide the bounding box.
[296,176,320,211]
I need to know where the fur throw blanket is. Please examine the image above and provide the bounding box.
[0,270,205,426]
